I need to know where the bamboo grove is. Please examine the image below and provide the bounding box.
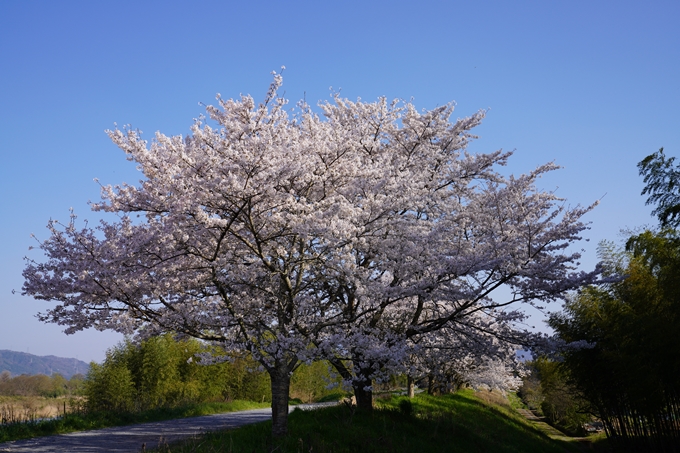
[546,150,680,452]
[550,232,680,451]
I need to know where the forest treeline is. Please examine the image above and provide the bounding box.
[547,229,680,452]
[0,371,84,398]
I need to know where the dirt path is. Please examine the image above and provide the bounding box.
[517,408,593,451]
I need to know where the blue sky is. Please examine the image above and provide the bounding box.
[1,1,678,363]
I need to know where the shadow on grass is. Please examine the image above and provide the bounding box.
[152,391,585,453]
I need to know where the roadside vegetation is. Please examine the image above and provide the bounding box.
[0,399,270,443]
[0,335,343,443]
[0,370,85,426]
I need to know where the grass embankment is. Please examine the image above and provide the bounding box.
[0,400,270,443]
[150,390,586,453]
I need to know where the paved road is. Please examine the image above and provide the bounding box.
[0,404,335,452]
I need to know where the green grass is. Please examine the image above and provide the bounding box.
[149,390,587,453]
[506,392,527,410]
[0,400,270,443]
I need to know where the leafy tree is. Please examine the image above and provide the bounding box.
[23,73,596,435]
[44,373,68,398]
[638,148,680,227]
[290,361,341,403]
[522,357,590,436]
[85,359,135,412]
[66,373,86,396]
[517,365,543,412]
[84,336,273,413]
[549,231,680,450]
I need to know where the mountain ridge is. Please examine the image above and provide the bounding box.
[0,349,90,379]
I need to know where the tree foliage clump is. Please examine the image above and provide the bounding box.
[84,335,271,413]
[84,335,342,413]
[0,371,84,398]
[518,357,590,436]
[289,360,342,403]
[638,148,680,228]
[549,230,680,451]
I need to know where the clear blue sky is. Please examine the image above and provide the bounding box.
[1,0,678,363]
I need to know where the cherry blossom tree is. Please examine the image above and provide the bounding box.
[300,96,599,407]
[401,313,526,397]
[23,72,596,435]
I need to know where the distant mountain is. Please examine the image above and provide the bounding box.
[0,350,90,379]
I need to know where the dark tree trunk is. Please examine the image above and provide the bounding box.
[353,380,373,410]
[269,364,292,437]
[328,359,374,410]
[328,358,353,383]
[407,375,415,398]
[353,367,374,410]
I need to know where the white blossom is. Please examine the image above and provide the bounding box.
[23,74,597,434]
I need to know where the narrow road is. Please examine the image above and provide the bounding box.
[0,404,334,452]
[517,408,593,451]
[0,408,271,452]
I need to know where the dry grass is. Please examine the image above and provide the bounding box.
[471,389,513,408]
[0,396,74,424]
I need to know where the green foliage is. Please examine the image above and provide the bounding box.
[518,368,544,413]
[85,335,272,413]
[506,391,527,410]
[0,373,84,398]
[149,391,583,453]
[289,361,342,403]
[524,358,590,436]
[85,361,135,412]
[85,335,342,414]
[638,148,680,227]
[550,229,680,450]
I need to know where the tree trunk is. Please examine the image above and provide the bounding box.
[354,380,373,410]
[407,376,415,398]
[353,366,374,410]
[327,358,374,410]
[269,366,291,437]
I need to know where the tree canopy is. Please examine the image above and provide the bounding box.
[638,148,680,227]
[23,74,596,436]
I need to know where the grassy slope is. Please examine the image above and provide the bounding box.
[151,390,585,453]
[0,400,270,443]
